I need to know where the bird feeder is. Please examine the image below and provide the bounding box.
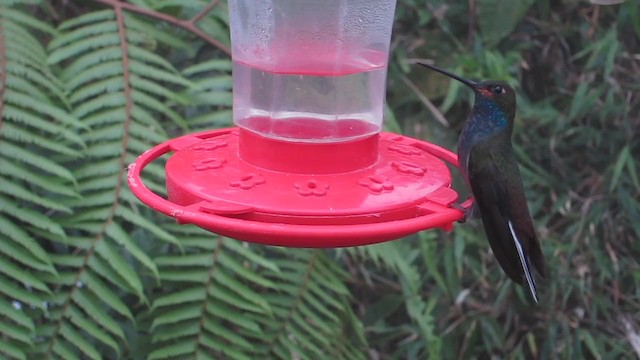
[127,0,469,247]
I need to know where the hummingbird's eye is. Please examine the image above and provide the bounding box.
[491,85,505,95]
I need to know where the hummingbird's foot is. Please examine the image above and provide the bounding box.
[450,198,477,223]
[451,203,469,223]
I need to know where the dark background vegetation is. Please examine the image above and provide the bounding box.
[0,0,638,359]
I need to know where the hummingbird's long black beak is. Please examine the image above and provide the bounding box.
[415,62,478,90]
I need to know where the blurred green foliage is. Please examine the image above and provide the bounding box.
[378,0,640,358]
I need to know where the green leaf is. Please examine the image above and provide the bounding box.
[82,270,134,321]
[183,59,232,75]
[202,317,256,350]
[0,274,46,310]
[0,255,51,294]
[152,287,206,310]
[5,91,79,127]
[95,240,145,299]
[53,339,81,360]
[0,204,67,238]
[159,269,209,283]
[0,160,79,197]
[105,222,159,280]
[214,269,271,311]
[1,320,33,345]
[218,250,276,290]
[61,47,121,81]
[610,145,630,192]
[72,290,125,340]
[0,338,28,360]
[148,341,195,360]
[208,284,266,315]
[151,320,199,343]
[87,255,137,296]
[0,215,55,266]
[67,306,121,356]
[154,253,213,267]
[0,177,73,213]
[0,237,57,275]
[0,299,35,332]
[124,14,189,49]
[151,306,201,331]
[59,323,102,360]
[477,0,534,46]
[205,301,261,332]
[579,329,603,360]
[48,32,121,65]
[48,20,118,51]
[57,9,114,30]
[1,7,56,33]
[116,206,180,246]
[0,142,75,182]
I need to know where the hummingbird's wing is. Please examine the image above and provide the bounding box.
[467,147,545,301]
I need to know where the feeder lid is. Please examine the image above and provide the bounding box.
[128,128,468,247]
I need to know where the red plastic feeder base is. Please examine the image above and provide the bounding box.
[127,127,468,247]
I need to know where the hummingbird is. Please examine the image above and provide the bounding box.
[416,62,545,303]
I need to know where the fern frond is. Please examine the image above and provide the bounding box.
[347,238,442,358]
[124,15,190,50]
[3,2,373,359]
[254,249,367,360]
[95,239,145,299]
[0,6,55,33]
[0,141,75,181]
[115,206,180,246]
[0,219,57,276]
[148,228,278,360]
[0,5,82,358]
[148,228,367,360]
[33,6,196,357]
[3,104,84,143]
[0,296,35,360]
[0,180,73,212]
[136,0,230,50]
[0,160,78,197]
[49,19,118,52]
[1,123,80,157]
[104,221,159,280]
[182,59,232,130]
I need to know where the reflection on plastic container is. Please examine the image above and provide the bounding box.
[228,0,397,142]
[233,51,386,142]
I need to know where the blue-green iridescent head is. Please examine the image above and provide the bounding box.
[416,62,516,122]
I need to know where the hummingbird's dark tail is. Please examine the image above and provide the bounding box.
[508,220,539,303]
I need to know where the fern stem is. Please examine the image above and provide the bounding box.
[194,237,225,358]
[91,0,231,56]
[189,0,221,25]
[45,6,136,357]
[266,250,320,357]
[111,2,134,219]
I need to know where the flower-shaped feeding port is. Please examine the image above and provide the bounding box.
[358,175,395,194]
[127,0,472,248]
[229,174,266,190]
[294,180,330,197]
